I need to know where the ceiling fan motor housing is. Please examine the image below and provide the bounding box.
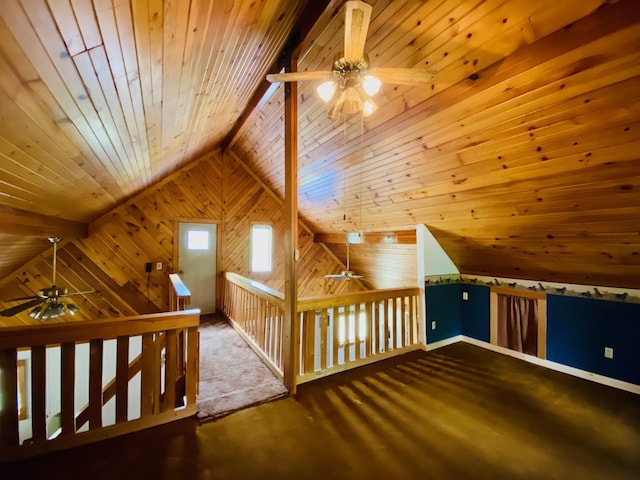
[39,285,69,298]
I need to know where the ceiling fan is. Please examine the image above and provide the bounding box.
[267,0,435,119]
[324,243,363,281]
[0,237,93,320]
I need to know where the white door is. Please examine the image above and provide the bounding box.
[178,222,217,314]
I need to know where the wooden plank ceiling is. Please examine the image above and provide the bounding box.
[234,0,640,288]
[0,0,313,280]
[0,0,638,297]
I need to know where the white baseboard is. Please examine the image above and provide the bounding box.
[459,336,640,395]
[423,335,639,395]
[424,335,462,351]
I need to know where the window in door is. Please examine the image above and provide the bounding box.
[187,230,209,250]
[251,224,272,273]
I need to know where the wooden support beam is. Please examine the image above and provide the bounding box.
[0,205,87,238]
[314,230,417,245]
[221,0,336,151]
[282,49,299,394]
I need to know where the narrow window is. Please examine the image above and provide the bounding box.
[251,224,272,273]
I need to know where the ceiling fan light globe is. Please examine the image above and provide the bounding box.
[40,303,54,320]
[362,75,381,96]
[363,98,376,116]
[317,81,336,102]
[67,303,79,315]
[29,306,43,319]
[51,302,65,318]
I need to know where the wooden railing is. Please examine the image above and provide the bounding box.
[297,287,422,383]
[169,273,191,311]
[223,272,284,378]
[223,273,422,385]
[0,309,200,463]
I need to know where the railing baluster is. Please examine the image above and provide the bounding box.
[331,306,340,367]
[0,348,19,447]
[141,333,157,416]
[383,299,390,352]
[186,327,199,405]
[399,297,408,347]
[303,311,314,374]
[365,302,373,358]
[60,342,76,436]
[115,336,129,423]
[320,309,328,370]
[355,302,364,359]
[31,345,47,442]
[89,339,104,429]
[411,295,418,344]
[163,330,177,412]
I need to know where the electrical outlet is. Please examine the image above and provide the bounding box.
[604,347,613,359]
[462,291,469,300]
[156,262,162,270]
[431,321,436,330]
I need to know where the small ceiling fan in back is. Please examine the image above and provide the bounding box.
[267,0,436,119]
[0,237,94,320]
[325,242,363,281]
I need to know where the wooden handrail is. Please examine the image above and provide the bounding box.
[225,272,284,306]
[169,273,191,311]
[298,287,421,312]
[0,309,200,349]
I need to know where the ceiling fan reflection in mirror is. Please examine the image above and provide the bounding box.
[0,237,94,320]
[324,242,363,281]
[267,0,436,119]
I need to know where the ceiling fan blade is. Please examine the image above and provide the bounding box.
[267,71,331,83]
[4,294,41,302]
[344,1,372,63]
[0,297,47,317]
[368,67,437,86]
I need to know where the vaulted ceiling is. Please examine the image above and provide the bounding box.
[0,0,638,291]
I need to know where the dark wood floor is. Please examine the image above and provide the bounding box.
[4,342,640,479]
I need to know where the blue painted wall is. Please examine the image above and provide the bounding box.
[425,284,461,343]
[460,284,490,342]
[425,281,639,385]
[547,295,640,385]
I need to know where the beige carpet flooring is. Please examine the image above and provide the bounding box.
[196,315,288,420]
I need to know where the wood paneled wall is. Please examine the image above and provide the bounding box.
[221,151,362,297]
[0,149,358,326]
[325,243,418,290]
